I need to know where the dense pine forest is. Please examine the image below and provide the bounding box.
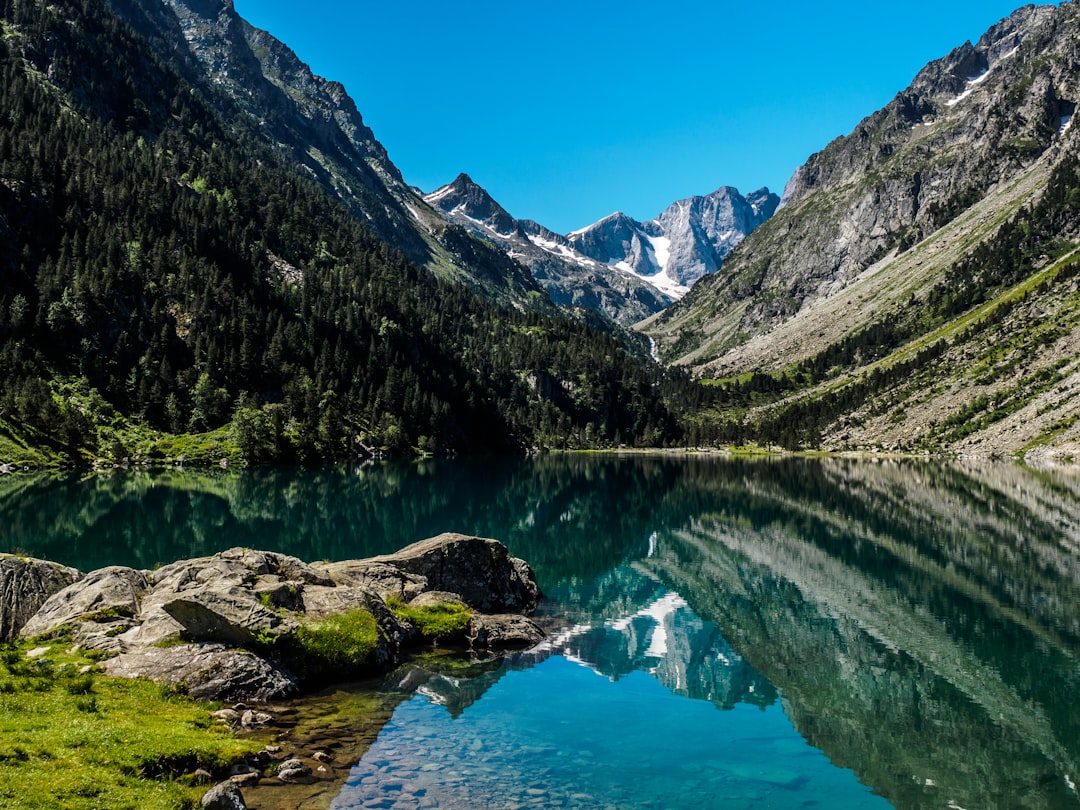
[0,0,686,463]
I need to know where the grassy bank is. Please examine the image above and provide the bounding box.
[0,639,258,810]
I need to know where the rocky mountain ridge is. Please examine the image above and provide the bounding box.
[109,0,544,309]
[424,174,673,325]
[647,3,1073,369]
[426,173,778,324]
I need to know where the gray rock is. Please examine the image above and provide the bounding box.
[358,533,540,613]
[468,614,546,650]
[101,643,298,702]
[314,560,426,603]
[0,554,82,640]
[276,758,311,782]
[161,588,298,646]
[239,709,274,729]
[19,566,148,641]
[13,535,543,702]
[201,780,247,810]
[211,708,241,725]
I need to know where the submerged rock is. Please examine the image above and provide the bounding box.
[468,614,546,649]
[0,554,82,640]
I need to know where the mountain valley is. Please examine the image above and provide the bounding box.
[2,0,1080,463]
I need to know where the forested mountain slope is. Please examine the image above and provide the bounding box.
[645,2,1080,460]
[0,0,681,464]
[108,0,542,309]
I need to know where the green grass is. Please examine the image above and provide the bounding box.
[0,641,257,810]
[388,599,473,641]
[293,609,379,672]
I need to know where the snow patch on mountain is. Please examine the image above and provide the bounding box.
[947,45,1019,107]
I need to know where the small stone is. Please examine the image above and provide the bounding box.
[229,771,260,786]
[228,763,256,777]
[264,744,282,754]
[240,710,274,728]
[201,780,247,810]
[191,768,213,783]
[312,750,333,763]
[25,646,50,658]
[277,758,311,782]
[212,709,241,725]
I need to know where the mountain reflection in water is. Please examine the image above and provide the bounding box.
[3,456,1080,808]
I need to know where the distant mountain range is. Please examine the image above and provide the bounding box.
[426,174,777,324]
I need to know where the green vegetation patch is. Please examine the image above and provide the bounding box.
[293,609,379,671]
[389,600,473,641]
[0,641,256,810]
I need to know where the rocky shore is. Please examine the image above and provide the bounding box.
[0,534,546,808]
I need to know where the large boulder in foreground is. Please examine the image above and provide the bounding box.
[0,554,83,640]
[319,533,541,613]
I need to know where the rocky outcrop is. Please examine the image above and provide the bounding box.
[17,534,543,702]
[0,554,82,640]
[18,565,146,649]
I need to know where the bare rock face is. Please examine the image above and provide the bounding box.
[19,566,148,644]
[102,643,299,702]
[161,589,299,647]
[0,554,82,640]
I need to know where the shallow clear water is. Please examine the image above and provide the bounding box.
[334,657,887,810]
[4,455,1080,809]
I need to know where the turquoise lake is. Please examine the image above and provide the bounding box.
[3,455,1080,809]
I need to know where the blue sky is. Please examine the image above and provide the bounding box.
[234,1,1045,234]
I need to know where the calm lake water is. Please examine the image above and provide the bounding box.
[3,455,1080,809]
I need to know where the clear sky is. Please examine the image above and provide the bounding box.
[233,1,1048,234]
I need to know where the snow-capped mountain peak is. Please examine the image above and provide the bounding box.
[568,186,780,292]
